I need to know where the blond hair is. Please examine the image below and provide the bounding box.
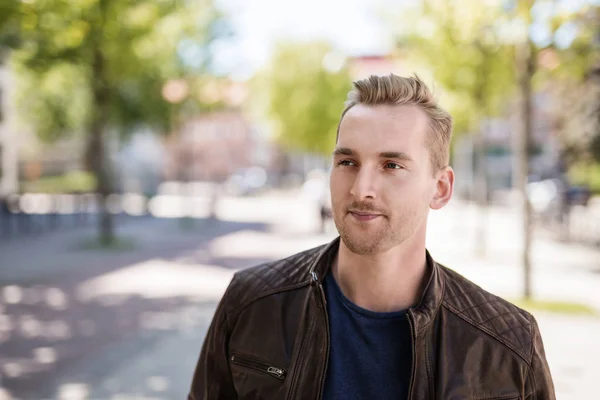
[338,74,452,173]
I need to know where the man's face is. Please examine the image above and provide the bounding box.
[330,104,452,255]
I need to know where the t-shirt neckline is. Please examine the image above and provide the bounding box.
[325,271,408,319]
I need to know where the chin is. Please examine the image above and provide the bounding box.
[339,223,410,255]
[340,231,387,255]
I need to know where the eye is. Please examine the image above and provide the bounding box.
[385,162,404,170]
[337,160,356,167]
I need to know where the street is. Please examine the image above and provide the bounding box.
[1,189,599,399]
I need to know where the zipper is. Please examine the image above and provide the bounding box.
[230,354,287,380]
[406,310,417,400]
[286,310,317,398]
[287,272,324,399]
[315,274,330,399]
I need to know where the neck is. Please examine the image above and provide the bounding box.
[332,232,428,313]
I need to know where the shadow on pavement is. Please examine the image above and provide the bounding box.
[0,217,276,399]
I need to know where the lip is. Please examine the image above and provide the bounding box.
[349,211,382,222]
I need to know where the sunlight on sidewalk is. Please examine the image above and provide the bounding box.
[77,259,234,302]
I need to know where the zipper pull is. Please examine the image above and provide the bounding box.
[311,271,328,307]
[311,271,319,283]
[267,367,285,378]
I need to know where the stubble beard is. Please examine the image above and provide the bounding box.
[334,212,406,255]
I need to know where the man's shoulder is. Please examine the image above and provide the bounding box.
[223,242,328,310]
[439,264,535,363]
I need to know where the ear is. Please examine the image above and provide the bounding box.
[430,166,454,210]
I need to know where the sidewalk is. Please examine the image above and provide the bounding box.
[0,215,268,285]
[0,213,271,398]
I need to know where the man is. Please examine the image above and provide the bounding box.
[189,74,555,399]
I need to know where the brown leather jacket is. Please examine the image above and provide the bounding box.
[189,238,555,399]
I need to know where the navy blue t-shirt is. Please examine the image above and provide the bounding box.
[322,271,412,400]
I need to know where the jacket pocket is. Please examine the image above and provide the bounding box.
[230,353,287,381]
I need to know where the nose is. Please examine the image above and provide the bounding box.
[350,167,378,201]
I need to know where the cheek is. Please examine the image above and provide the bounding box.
[330,173,351,197]
[386,177,433,206]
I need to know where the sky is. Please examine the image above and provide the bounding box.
[212,0,394,79]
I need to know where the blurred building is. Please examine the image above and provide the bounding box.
[349,55,397,79]
[453,91,562,202]
[347,53,428,81]
[166,111,272,183]
[0,65,18,197]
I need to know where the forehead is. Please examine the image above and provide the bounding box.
[338,104,429,156]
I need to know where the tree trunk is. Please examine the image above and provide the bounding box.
[88,118,113,244]
[88,123,113,245]
[516,23,536,300]
[88,13,114,245]
[474,123,488,258]
[472,49,489,258]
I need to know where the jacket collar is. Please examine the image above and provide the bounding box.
[410,251,445,333]
[308,236,445,331]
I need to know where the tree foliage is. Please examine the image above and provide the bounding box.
[9,0,224,142]
[393,0,517,137]
[0,0,21,57]
[540,4,600,165]
[255,41,352,156]
[393,0,600,167]
[1,0,228,242]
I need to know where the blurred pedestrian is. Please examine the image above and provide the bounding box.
[302,169,331,233]
[189,74,555,399]
[0,194,9,237]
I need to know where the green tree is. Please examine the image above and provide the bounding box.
[541,4,600,171]
[255,41,352,156]
[394,0,517,256]
[0,0,21,131]
[514,0,536,300]
[0,0,21,60]
[505,0,599,299]
[5,0,225,244]
[394,0,516,138]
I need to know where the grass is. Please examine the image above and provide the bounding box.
[568,162,600,195]
[23,171,96,194]
[511,298,597,316]
[72,235,138,252]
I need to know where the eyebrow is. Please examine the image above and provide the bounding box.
[332,147,414,162]
[332,147,355,156]
[379,151,414,162]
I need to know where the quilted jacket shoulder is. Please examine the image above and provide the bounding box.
[440,265,534,363]
[223,243,327,313]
